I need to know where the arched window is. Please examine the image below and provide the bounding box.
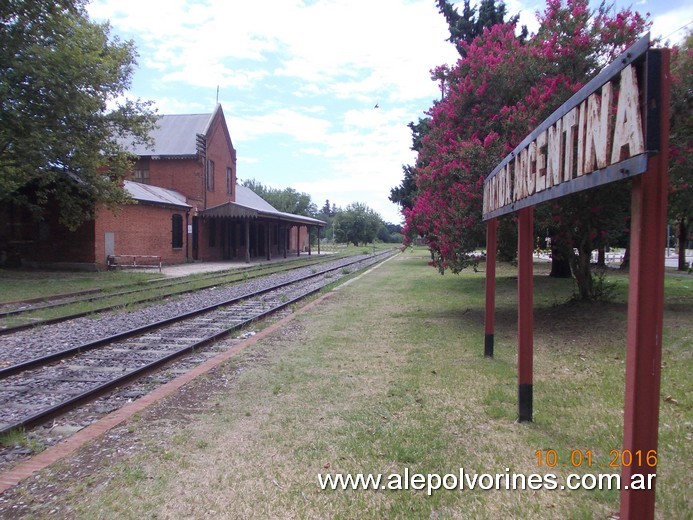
[172,214,183,248]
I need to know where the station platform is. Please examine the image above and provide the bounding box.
[158,252,335,277]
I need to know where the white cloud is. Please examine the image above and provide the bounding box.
[90,0,457,100]
[89,0,691,227]
[162,66,270,90]
[233,108,333,143]
[650,6,693,45]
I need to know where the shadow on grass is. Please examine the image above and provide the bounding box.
[451,272,632,353]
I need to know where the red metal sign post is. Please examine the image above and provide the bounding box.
[620,48,669,519]
[480,36,671,518]
[517,207,534,422]
[484,218,498,358]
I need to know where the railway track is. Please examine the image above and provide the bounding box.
[0,253,347,334]
[0,250,395,436]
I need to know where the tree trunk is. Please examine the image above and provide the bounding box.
[597,245,605,267]
[570,247,593,300]
[678,217,688,271]
[549,246,572,278]
[620,247,630,271]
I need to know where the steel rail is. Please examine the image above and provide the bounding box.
[0,254,343,334]
[0,289,318,435]
[0,251,391,379]
[0,250,394,435]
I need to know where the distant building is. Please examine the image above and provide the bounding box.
[1,104,325,270]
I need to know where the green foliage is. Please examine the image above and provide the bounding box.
[575,267,617,302]
[389,164,418,211]
[669,30,693,220]
[436,0,526,57]
[333,202,383,246]
[390,118,434,212]
[241,179,317,217]
[0,0,157,230]
[668,30,693,270]
[0,428,45,453]
[320,199,336,217]
[400,0,652,299]
[377,223,404,244]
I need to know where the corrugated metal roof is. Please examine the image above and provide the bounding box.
[234,185,282,212]
[120,113,213,157]
[124,180,191,209]
[202,185,326,226]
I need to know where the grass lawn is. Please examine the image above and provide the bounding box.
[0,269,161,303]
[7,248,691,519]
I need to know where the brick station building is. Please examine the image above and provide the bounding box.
[1,104,325,269]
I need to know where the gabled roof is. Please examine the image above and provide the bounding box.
[121,113,211,158]
[124,180,191,209]
[119,105,235,159]
[202,185,326,226]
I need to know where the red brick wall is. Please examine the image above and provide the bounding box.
[196,217,220,262]
[288,225,310,252]
[146,158,204,209]
[204,110,237,209]
[95,203,190,266]
[39,219,96,263]
[0,201,97,266]
[1,109,270,269]
[128,112,236,214]
[125,109,237,262]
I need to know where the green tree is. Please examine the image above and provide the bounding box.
[242,179,317,217]
[669,30,693,270]
[389,119,431,214]
[0,0,156,230]
[403,0,649,301]
[392,0,523,238]
[376,222,404,244]
[389,164,418,211]
[436,0,526,57]
[320,199,336,217]
[333,203,382,246]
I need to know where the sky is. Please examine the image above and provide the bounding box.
[87,0,692,224]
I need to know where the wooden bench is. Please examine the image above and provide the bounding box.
[107,255,162,273]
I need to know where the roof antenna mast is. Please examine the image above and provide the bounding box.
[216,85,219,104]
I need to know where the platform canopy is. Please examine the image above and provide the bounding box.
[201,185,326,227]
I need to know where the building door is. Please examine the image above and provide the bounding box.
[104,232,115,261]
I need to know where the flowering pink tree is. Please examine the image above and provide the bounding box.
[403,0,648,297]
[669,30,693,270]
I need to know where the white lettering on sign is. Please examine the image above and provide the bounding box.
[483,64,645,216]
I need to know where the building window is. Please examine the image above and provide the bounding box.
[132,159,150,184]
[172,214,183,248]
[226,167,233,196]
[206,159,215,191]
[209,218,216,247]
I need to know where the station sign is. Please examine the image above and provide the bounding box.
[482,35,656,220]
[481,32,670,519]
